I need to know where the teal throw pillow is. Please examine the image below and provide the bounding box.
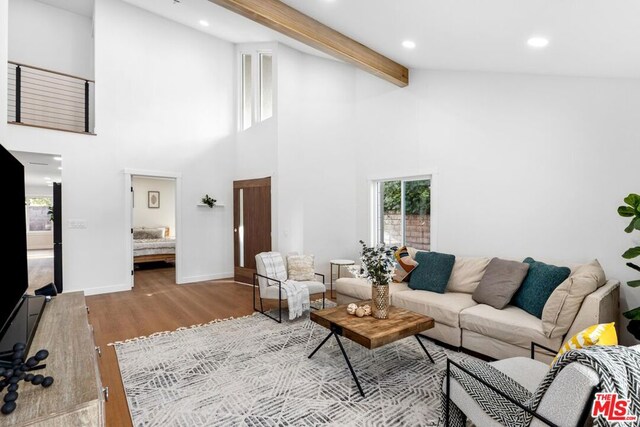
[512,258,571,319]
[409,251,456,293]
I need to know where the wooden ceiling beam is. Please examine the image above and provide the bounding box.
[208,0,409,87]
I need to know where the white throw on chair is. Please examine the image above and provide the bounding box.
[254,252,326,323]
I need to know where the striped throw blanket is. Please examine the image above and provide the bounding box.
[441,345,640,427]
[281,280,310,320]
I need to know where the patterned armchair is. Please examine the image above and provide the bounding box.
[442,342,600,427]
[253,252,326,323]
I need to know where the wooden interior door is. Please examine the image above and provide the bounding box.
[234,177,271,283]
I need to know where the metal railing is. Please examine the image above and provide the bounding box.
[7,61,95,134]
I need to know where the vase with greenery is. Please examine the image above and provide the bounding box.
[618,193,640,340]
[351,240,397,319]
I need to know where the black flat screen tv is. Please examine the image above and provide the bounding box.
[0,144,29,338]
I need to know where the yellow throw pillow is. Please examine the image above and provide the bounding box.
[552,322,617,364]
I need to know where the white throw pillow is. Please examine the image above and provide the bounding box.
[542,259,606,338]
[287,255,315,281]
[446,257,491,294]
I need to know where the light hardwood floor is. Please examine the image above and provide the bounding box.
[27,249,54,293]
[86,267,256,427]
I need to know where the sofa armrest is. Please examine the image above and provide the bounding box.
[565,280,620,339]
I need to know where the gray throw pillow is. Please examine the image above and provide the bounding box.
[473,258,529,309]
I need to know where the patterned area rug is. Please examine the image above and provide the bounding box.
[113,310,476,426]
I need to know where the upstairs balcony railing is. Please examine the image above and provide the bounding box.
[7,61,95,135]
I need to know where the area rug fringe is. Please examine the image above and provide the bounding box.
[107,298,328,346]
[107,312,259,346]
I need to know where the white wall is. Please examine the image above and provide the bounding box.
[9,0,94,79]
[4,0,236,294]
[354,69,640,344]
[132,176,176,237]
[276,45,358,277]
[0,0,7,142]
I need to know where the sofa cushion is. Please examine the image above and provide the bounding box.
[393,246,418,282]
[446,257,491,294]
[542,260,606,338]
[472,258,529,309]
[512,258,571,319]
[409,251,456,293]
[336,278,410,301]
[392,290,476,328]
[460,304,563,350]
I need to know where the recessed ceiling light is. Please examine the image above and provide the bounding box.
[527,37,549,48]
[44,177,51,181]
[53,156,62,161]
[199,20,209,27]
[58,167,63,170]
[402,40,416,49]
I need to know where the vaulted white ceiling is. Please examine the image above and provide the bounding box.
[280,0,640,79]
[34,0,94,17]
[128,0,640,79]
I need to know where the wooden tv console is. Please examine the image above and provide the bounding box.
[4,292,106,426]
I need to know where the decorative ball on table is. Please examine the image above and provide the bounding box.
[355,307,366,318]
[346,303,358,315]
[362,305,371,316]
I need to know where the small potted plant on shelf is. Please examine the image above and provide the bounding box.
[349,240,397,319]
[201,194,216,208]
[618,193,640,340]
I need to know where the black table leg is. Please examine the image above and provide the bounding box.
[415,335,435,363]
[333,334,365,397]
[308,331,334,359]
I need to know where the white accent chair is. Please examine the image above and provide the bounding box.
[443,343,600,427]
[254,252,326,323]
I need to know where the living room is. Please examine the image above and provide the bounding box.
[0,0,639,425]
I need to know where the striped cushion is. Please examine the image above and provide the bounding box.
[393,246,419,282]
[258,252,287,286]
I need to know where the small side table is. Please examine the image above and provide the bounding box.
[329,259,355,299]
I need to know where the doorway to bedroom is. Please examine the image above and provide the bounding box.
[131,176,177,286]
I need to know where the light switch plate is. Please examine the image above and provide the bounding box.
[68,219,88,229]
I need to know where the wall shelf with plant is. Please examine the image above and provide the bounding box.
[198,194,224,208]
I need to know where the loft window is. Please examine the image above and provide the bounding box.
[373,178,431,250]
[241,54,253,131]
[239,50,273,130]
[260,53,273,121]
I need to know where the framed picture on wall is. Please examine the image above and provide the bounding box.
[148,191,160,209]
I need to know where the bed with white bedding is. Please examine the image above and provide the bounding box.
[133,227,175,264]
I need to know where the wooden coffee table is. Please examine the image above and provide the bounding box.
[309,301,435,397]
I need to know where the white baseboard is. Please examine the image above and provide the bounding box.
[178,272,234,285]
[82,283,132,296]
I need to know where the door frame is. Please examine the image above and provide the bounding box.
[123,169,182,288]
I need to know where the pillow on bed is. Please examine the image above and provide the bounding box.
[133,228,165,239]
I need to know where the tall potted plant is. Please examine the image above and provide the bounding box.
[618,193,640,340]
[351,240,396,319]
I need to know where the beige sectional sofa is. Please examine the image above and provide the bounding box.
[336,255,620,362]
